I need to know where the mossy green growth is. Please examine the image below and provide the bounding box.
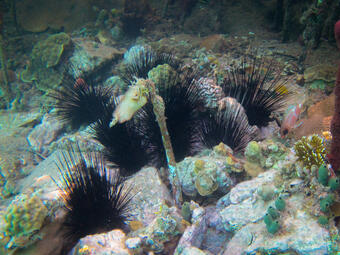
[318,215,329,226]
[244,141,262,163]
[320,194,335,213]
[20,32,71,92]
[181,202,192,223]
[147,64,179,95]
[294,135,326,168]
[193,159,205,174]
[275,197,286,211]
[318,164,329,186]
[267,206,280,219]
[328,177,340,191]
[2,193,48,250]
[266,220,280,234]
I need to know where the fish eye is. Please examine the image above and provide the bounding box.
[283,129,288,135]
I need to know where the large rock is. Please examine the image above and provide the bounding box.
[69,38,125,77]
[223,204,330,255]
[27,113,65,156]
[217,169,331,254]
[174,206,207,255]
[126,167,174,225]
[71,230,130,255]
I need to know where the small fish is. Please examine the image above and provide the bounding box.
[110,80,148,127]
[280,103,303,138]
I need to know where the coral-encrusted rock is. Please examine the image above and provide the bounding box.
[129,204,184,254]
[71,230,130,255]
[217,170,277,231]
[176,153,234,198]
[175,206,207,254]
[27,113,65,156]
[222,196,329,255]
[21,33,71,92]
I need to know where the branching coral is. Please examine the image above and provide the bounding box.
[294,134,326,168]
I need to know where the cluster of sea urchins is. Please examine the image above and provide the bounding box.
[51,45,289,177]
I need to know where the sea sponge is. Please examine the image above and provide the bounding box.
[2,193,48,250]
[294,134,326,168]
[21,32,71,92]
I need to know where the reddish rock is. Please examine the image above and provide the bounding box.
[329,20,340,171]
[200,34,229,53]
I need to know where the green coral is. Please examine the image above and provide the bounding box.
[328,177,340,191]
[267,206,280,219]
[275,197,286,211]
[318,215,328,225]
[294,135,326,168]
[20,32,71,92]
[266,220,280,234]
[320,194,334,213]
[1,193,48,250]
[318,164,329,186]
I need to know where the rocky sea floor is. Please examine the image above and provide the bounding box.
[0,19,340,255]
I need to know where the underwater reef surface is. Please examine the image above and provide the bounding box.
[1,1,340,254]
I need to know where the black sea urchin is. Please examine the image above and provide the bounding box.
[134,71,204,165]
[121,45,178,84]
[91,102,151,176]
[221,56,289,127]
[200,97,258,153]
[50,76,113,129]
[56,145,133,253]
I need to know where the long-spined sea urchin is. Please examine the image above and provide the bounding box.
[200,97,258,153]
[121,45,178,85]
[50,76,113,129]
[55,145,133,253]
[133,70,204,165]
[91,101,151,176]
[221,56,290,127]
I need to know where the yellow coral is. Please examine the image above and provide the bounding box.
[294,134,326,168]
[2,193,48,250]
[194,159,205,174]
